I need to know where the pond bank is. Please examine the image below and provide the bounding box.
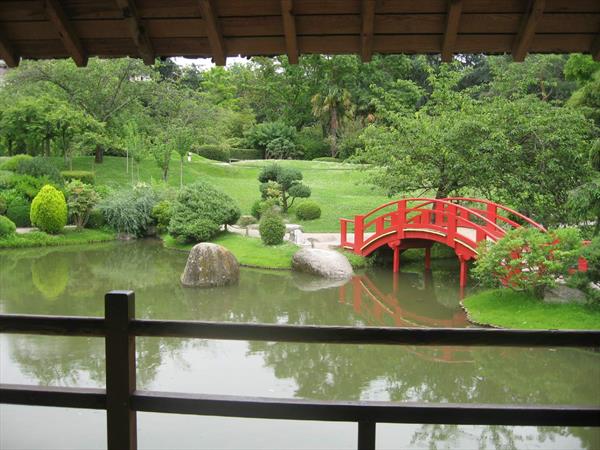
[0,228,115,249]
[461,288,600,330]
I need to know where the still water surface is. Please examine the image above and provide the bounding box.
[0,240,598,449]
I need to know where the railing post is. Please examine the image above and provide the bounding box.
[105,290,137,450]
[340,219,347,248]
[354,215,365,253]
[358,421,376,450]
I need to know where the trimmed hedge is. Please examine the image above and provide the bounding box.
[61,170,95,185]
[194,145,231,162]
[0,154,33,171]
[0,215,16,237]
[259,212,286,245]
[230,148,263,160]
[296,201,322,220]
[30,185,68,234]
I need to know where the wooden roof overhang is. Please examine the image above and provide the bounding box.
[0,0,599,68]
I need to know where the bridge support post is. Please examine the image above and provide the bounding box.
[393,245,400,273]
[459,257,468,288]
[425,247,431,271]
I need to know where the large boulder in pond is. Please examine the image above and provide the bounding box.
[292,248,353,280]
[181,243,240,287]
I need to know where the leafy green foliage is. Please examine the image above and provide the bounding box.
[259,212,286,245]
[583,237,600,284]
[237,215,257,228]
[168,181,240,243]
[297,126,329,160]
[99,186,157,236]
[5,195,31,227]
[258,163,311,212]
[86,209,106,229]
[0,154,33,171]
[244,122,297,158]
[65,180,98,229]
[30,185,68,234]
[296,201,321,220]
[473,227,583,297]
[0,196,6,215]
[151,200,172,234]
[61,170,95,185]
[0,228,114,249]
[229,148,262,160]
[16,157,63,185]
[265,136,302,159]
[194,144,230,162]
[0,215,16,237]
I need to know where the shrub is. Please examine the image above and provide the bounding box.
[251,198,280,220]
[229,148,263,160]
[296,201,321,220]
[297,126,329,160]
[168,181,241,243]
[86,209,106,229]
[259,212,286,245]
[258,164,311,212]
[265,137,303,159]
[473,227,582,297]
[6,196,31,227]
[16,157,63,185]
[0,170,13,187]
[0,215,16,237]
[583,237,600,283]
[10,174,49,200]
[65,180,99,229]
[152,200,172,234]
[30,185,68,234]
[99,187,157,237]
[0,154,33,171]
[194,144,231,162]
[313,157,340,163]
[250,199,262,219]
[0,196,6,215]
[238,215,257,228]
[61,170,95,185]
[243,122,297,158]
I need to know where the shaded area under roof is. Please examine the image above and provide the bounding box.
[0,0,599,68]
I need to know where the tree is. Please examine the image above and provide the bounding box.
[65,180,99,229]
[150,138,172,182]
[170,126,195,188]
[258,164,311,212]
[121,121,149,183]
[311,87,354,157]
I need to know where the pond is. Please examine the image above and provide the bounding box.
[1,240,598,449]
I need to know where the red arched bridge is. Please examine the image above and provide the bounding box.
[340,198,547,288]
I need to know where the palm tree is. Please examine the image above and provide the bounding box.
[311,87,353,158]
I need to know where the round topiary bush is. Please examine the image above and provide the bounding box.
[6,196,31,227]
[296,201,322,220]
[30,185,68,234]
[259,212,286,245]
[0,215,16,237]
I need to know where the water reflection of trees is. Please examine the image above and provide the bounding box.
[1,242,598,448]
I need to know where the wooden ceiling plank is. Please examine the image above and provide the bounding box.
[44,0,87,67]
[115,0,155,65]
[0,28,19,67]
[198,0,226,66]
[441,0,462,62]
[512,0,546,62]
[280,0,298,64]
[361,0,376,62]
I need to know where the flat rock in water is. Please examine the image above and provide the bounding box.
[543,285,587,305]
[181,243,240,288]
[292,248,353,280]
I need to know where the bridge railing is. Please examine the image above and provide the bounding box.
[1,291,599,450]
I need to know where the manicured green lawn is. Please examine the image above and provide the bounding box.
[0,228,115,249]
[64,155,391,232]
[163,232,299,269]
[462,289,600,330]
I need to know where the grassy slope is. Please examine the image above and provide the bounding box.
[462,289,600,330]
[66,155,390,232]
[163,232,299,269]
[0,228,115,249]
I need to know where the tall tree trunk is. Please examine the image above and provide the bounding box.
[95,146,104,164]
[329,108,338,158]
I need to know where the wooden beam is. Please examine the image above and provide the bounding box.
[280,0,298,64]
[441,0,463,63]
[44,0,87,67]
[198,0,226,66]
[361,0,376,62]
[592,34,600,61]
[512,0,546,62]
[115,0,155,65]
[0,29,19,67]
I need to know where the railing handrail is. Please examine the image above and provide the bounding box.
[1,292,599,450]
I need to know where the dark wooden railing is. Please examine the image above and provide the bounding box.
[1,291,599,450]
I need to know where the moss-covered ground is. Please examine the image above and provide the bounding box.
[462,288,600,330]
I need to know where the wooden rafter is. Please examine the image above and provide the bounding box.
[0,29,19,68]
[115,0,155,65]
[592,34,600,62]
[441,0,463,63]
[281,0,298,64]
[198,0,226,66]
[44,0,87,67]
[361,0,376,62]
[512,0,546,62]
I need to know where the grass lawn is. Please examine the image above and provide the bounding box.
[0,228,115,249]
[63,155,390,232]
[462,289,600,330]
[163,232,299,269]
